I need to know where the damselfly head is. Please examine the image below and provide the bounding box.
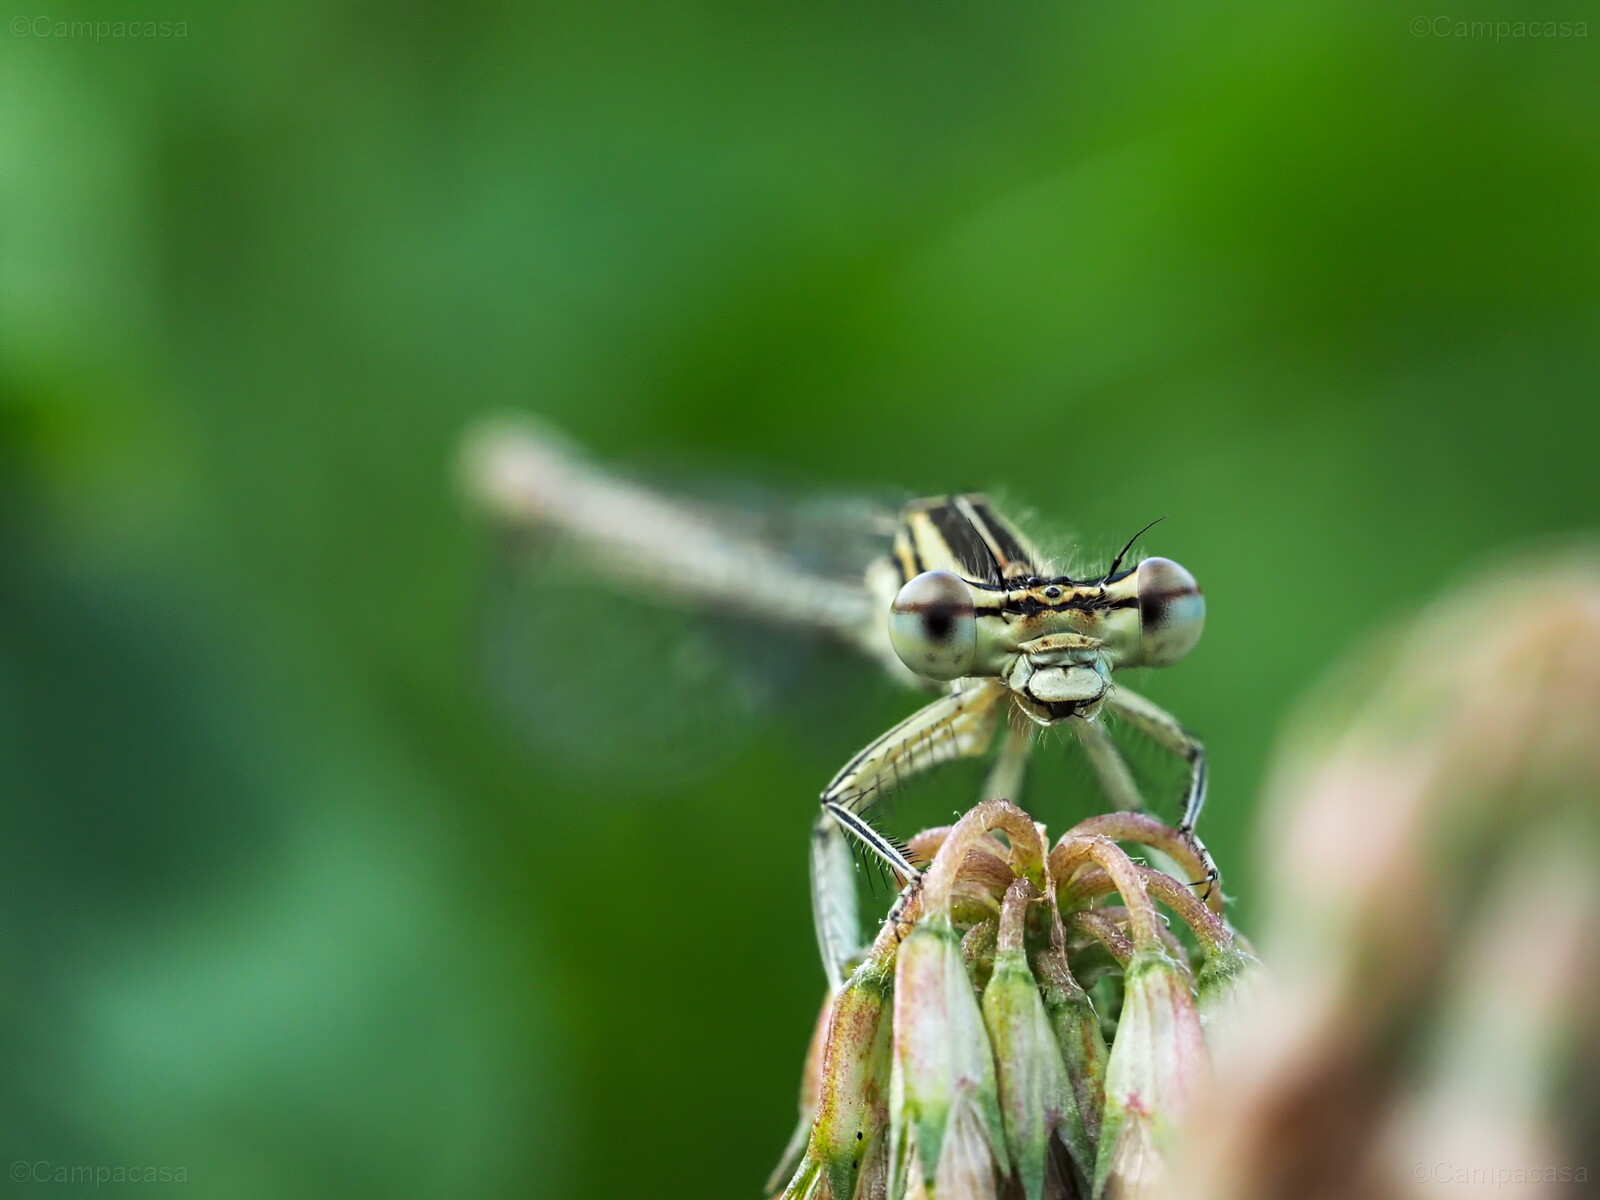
[888,569,976,681]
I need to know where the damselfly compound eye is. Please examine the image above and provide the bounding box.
[1135,556,1205,667]
[889,570,976,681]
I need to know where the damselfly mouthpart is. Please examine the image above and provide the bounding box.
[462,419,1217,987]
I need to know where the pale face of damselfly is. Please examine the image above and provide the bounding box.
[464,421,1215,988]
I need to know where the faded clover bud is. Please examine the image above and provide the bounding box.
[771,799,1260,1199]
[1166,548,1600,1200]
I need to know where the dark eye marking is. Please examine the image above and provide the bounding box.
[1043,585,1062,600]
[895,595,964,641]
[1139,583,1197,628]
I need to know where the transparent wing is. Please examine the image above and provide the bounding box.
[463,419,911,789]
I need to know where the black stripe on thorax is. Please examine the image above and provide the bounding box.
[927,499,1002,583]
[959,497,1037,575]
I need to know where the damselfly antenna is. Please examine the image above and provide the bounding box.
[1102,516,1166,584]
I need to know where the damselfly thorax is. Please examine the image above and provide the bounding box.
[464,421,1215,988]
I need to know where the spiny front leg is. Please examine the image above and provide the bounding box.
[1077,692,1222,913]
[814,680,1007,977]
[1103,685,1208,830]
[819,678,1007,880]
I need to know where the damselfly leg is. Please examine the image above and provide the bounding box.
[1075,696,1220,910]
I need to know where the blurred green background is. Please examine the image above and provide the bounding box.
[4,1,1599,1195]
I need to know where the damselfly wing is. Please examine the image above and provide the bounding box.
[470,422,919,787]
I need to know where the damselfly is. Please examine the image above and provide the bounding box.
[462,420,1216,987]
